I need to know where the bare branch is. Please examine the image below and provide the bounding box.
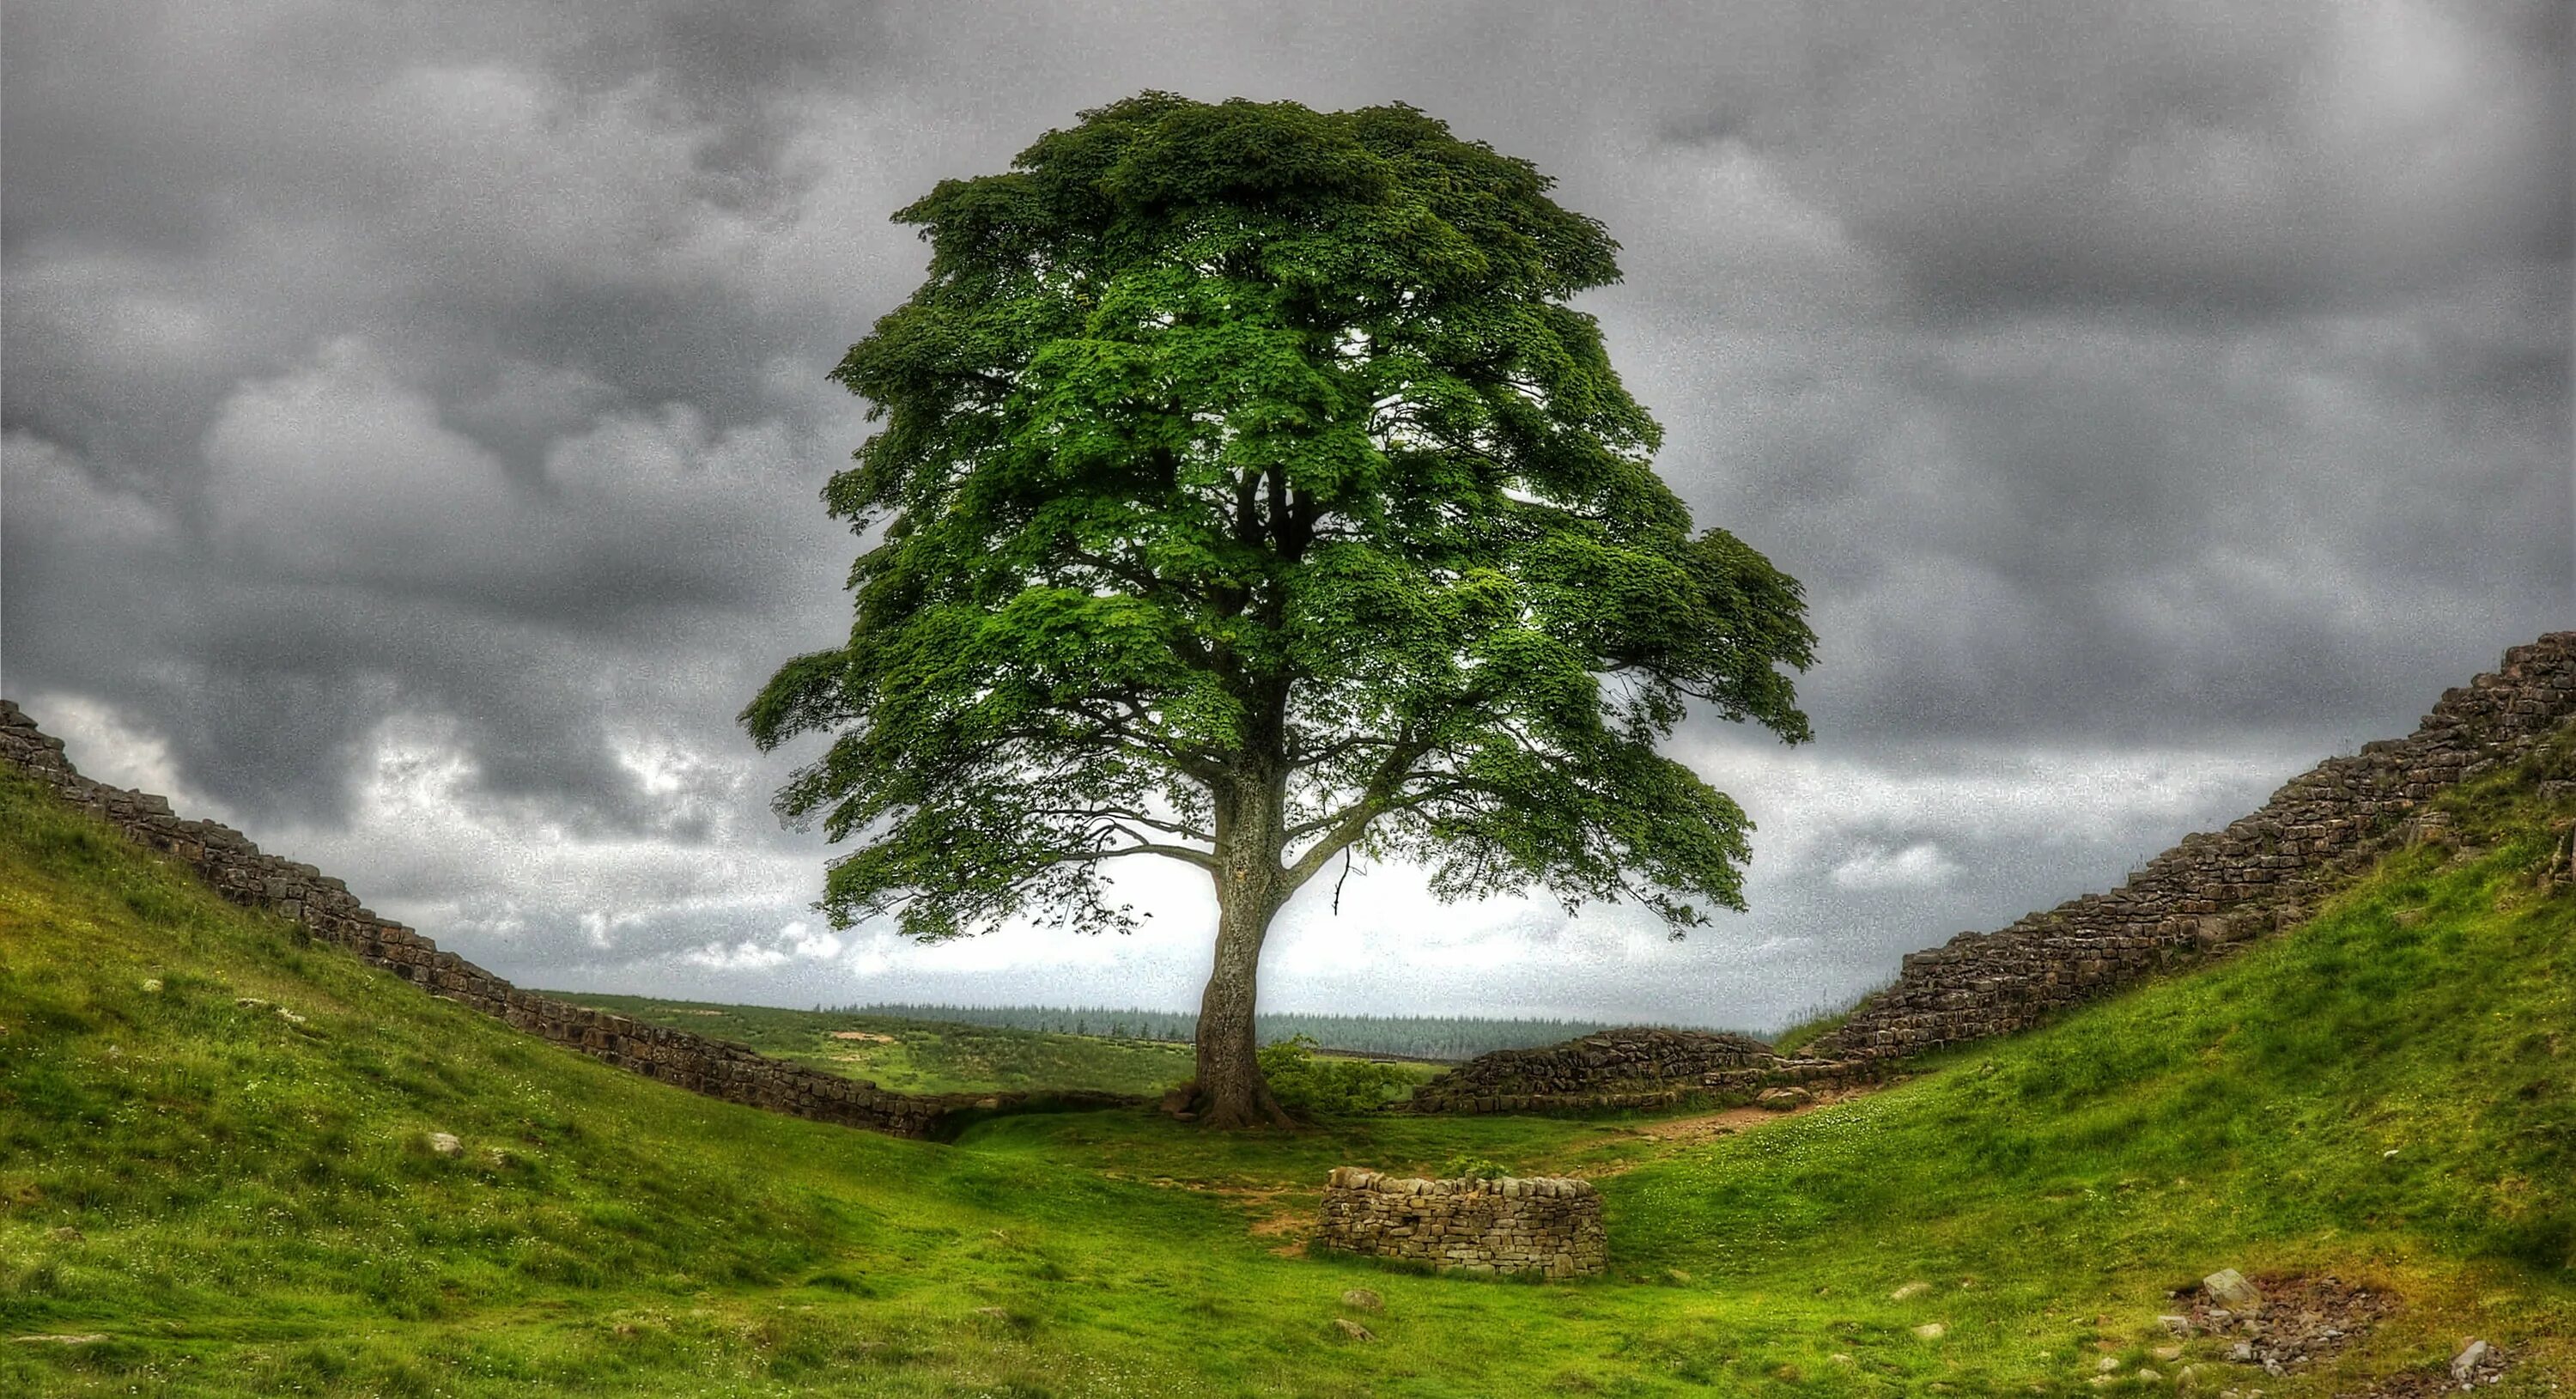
[1084,841,1221,872]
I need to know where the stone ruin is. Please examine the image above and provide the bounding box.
[1315,1167,1605,1278]
[0,700,1127,1140]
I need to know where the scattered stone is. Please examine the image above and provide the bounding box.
[46,1226,82,1243]
[1891,1280,1933,1301]
[139,978,161,994]
[426,1131,462,1157]
[2451,1339,2512,1388]
[1339,1288,1382,1312]
[2154,1344,2184,1362]
[1333,1317,1376,1341]
[2189,1274,2390,1377]
[234,997,270,1010]
[2099,1357,2125,1373]
[1755,1086,1814,1110]
[2137,1369,2161,1383]
[2159,1314,2196,1337]
[1912,1323,1947,1340]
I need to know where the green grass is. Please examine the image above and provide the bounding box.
[2,751,2570,1396]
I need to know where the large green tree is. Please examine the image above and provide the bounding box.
[745,94,1815,1128]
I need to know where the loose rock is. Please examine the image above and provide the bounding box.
[1334,1317,1376,1341]
[1339,1288,1382,1312]
[2202,1269,2263,1313]
[426,1131,462,1157]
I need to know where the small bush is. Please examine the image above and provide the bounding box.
[1256,1037,1413,1117]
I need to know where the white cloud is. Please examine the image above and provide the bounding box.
[26,691,231,822]
[1829,841,1960,890]
[203,338,523,578]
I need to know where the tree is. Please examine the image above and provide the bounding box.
[744,94,1815,1128]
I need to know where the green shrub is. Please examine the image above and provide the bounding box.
[1255,1036,1414,1117]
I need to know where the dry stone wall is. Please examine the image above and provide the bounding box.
[1316,1167,1605,1278]
[0,700,1123,1140]
[1807,632,2576,1061]
[1406,1027,1863,1114]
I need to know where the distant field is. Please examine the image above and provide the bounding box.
[541,994,1202,1096]
[544,994,1445,1098]
[841,1003,1650,1061]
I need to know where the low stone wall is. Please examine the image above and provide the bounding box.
[1406,1026,1872,1114]
[1808,633,2576,1061]
[1315,1167,1605,1278]
[0,700,1127,1140]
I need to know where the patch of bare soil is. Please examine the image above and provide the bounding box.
[1249,1204,1312,1256]
[827,1030,895,1043]
[1583,1084,1886,1172]
[2166,1272,2515,1393]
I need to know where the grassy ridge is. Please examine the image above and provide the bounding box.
[3,748,2572,1396]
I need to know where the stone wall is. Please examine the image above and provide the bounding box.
[0,700,1126,1140]
[1315,1167,1605,1278]
[1406,1026,1864,1114]
[1807,632,2576,1061]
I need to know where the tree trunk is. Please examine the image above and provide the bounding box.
[1193,770,1294,1128]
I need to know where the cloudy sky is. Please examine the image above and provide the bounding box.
[5,0,2567,1032]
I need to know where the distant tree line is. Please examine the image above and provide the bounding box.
[835,1004,1679,1061]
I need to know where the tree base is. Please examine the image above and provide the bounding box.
[1191,1082,1296,1130]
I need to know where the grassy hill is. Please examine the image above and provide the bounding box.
[2,745,2570,1396]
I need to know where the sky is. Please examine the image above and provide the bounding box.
[3,0,2567,1034]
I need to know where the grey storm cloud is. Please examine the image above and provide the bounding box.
[3,0,2567,1025]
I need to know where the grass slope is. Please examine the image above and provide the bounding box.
[2,749,2570,1397]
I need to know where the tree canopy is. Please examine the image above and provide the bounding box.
[745,92,1814,1123]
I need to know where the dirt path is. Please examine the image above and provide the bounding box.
[1570,1084,1890,1175]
